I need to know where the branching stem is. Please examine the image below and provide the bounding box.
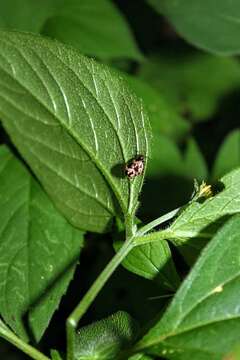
[0,320,50,360]
[66,237,134,360]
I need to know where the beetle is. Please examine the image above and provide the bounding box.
[125,155,145,179]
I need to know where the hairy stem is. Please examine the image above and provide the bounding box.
[133,229,173,246]
[66,237,134,360]
[66,206,181,359]
[0,320,50,360]
[137,207,181,236]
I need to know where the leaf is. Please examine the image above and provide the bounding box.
[139,53,240,122]
[42,0,142,61]
[0,145,84,341]
[0,0,142,61]
[212,130,240,180]
[74,311,139,360]
[123,74,189,141]
[184,138,208,181]
[135,215,240,359]
[148,0,240,55]
[114,239,180,291]
[0,30,150,233]
[0,0,59,33]
[168,167,240,264]
[170,168,240,238]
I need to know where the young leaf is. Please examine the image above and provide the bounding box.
[168,167,240,264]
[135,215,240,359]
[74,311,138,360]
[0,145,84,341]
[42,0,142,61]
[114,240,180,291]
[0,31,150,232]
[212,130,240,180]
[139,53,240,122]
[148,0,240,55]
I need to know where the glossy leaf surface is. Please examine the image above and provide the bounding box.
[0,146,84,341]
[136,215,240,359]
[0,31,150,232]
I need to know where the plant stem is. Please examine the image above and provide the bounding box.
[65,207,181,359]
[133,229,173,246]
[66,238,134,360]
[0,320,50,360]
[137,207,181,236]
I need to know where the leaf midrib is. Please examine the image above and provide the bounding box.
[139,314,240,352]
[172,178,240,232]
[136,271,240,351]
[37,43,130,212]
[0,35,128,216]
[5,112,114,215]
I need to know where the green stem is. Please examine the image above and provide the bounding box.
[66,238,134,360]
[65,207,181,359]
[0,320,50,360]
[125,213,136,238]
[137,207,181,236]
[50,349,62,360]
[133,229,173,246]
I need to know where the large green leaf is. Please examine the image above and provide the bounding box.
[148,0,240,55]
[0,0,141,61]
[0,145,84,341]
[168,167,240,264]
[0,31,150,232]
[139,53,240,122]
[42,0,142,60]
[135,215,240,359]
[212,130,240,180]
[74,311,138,360]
